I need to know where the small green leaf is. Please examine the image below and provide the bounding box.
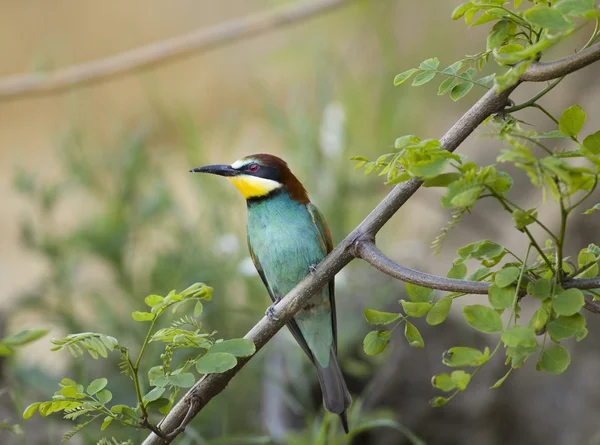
[429,396,449,407]
[463,305,503,333]
[511,209,537,230]
[23,402,41,419]
[487,20,515,51]
[450,370,471,391]
[450,82,474,101]
[447,263,467,279]
[2,328,48,346]
[494,267,521,288]
[577,249,598,278]
[404,322,424,348]
[195,352,238,374]
[423,173,462,187]
[552,288,585,316]
[554,0,596,17]
[400,300,432,318]
[419,57,440,71]
[86,378,108,396]
[412,71,436,86]
[194,301,203,317]
[101,416,113,431]
[364,309,401,325]
[132,311,155,322]
[529,307,550,333]
[432,373,455,392]
[209,339,256,358]
[559,105,586,137]
[96,389,113,404]
[547,313,586,341]
[363,330,391,355]
[143,387,166,403]
[452,2,472,20]
[488,284,515,310]
[443,346,487,367]
[583,130,600,154]
[490,368,512,389]
[394,134,420,149]
[438,77,459,95]
[539,345,570,374]
[528,278,552,300]
[405,283,435,302]
[145,295,164,307]
[426,297,452,326]
[583,203,600,214]
[525,6,574,29]
[501,326,537,348]
[394,69,420,86]
[166,373,195,388]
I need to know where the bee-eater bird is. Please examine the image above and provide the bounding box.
[191,154,351,432]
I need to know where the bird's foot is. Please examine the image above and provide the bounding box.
[308,264,318,275]
[265,298,282,321]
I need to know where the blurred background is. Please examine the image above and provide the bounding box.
[1,1,600,444]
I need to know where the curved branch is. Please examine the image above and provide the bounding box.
[142,32,600,445]
[0,0,354,100]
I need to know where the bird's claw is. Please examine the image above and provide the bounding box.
[308,264,318,275]
[266,301,281,321]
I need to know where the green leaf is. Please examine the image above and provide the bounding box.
[539,345,570,374]
[96,389,113,404]
[423,173,462,187]
[23,402,41,419]
[528,278,552,300]
[394,134,420,149]
[488,284,515,310]
[531,130,569,139]
[194,301,203,317]
[426,297,452,326]
[394,69,420,86]
[450,82,474,101]
[405,283,435,302]
[166,373,195,388]
[583,203,600,214]
[501,326,537,348]
[438,77,459,95]
[400,300,432,318]
[195,352,238,374]
[494,267,520,288]
[101,416,113,431]
[512,208,537,229]
[554,0,596,17]
[457,240,505,267]
[363,330,391,355]
[145,294,163,307]
[447,263,467,279]
[432,373,455,392]
[404,322,424,348]
[451,370,471,391]
[132,311,155,322]
[529,307,550,333]
[559,105,586,137]
[552,288,585,316]
[577,249,598,278]
[364,309,402,325]
[443,346,488,367]
[452,2,472,20]
[463,305,503,333]
[412,71,436,86]
[490,368,513,389]
[143,387,166,403]
[2,328,48,346]
[525,6,574,29]
[86,378,108,395]
[487,20,515,51]
[547,313,586,341]
[583,130,600,154]
[429,396,450,407]
[419,57,440,71]
[209,339,256,358]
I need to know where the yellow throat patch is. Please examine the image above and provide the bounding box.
[227,175,281,199]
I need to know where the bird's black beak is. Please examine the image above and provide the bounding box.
[189,164,238,177]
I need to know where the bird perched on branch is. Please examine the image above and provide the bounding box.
[190,154,351,432]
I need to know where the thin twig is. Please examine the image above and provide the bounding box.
[0,0,354,100]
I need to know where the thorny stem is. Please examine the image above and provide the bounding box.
[134,317,159,419]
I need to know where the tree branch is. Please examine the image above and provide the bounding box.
[0,0,354,100]
[142,41,600,445]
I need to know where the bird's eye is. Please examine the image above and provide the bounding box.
[248,163,259,172]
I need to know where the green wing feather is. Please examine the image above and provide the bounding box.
[306,203,337,353]
[247,237,316,361]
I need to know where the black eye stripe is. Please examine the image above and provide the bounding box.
[243,164,280,182]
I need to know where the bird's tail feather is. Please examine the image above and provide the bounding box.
[314,348,352,433]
